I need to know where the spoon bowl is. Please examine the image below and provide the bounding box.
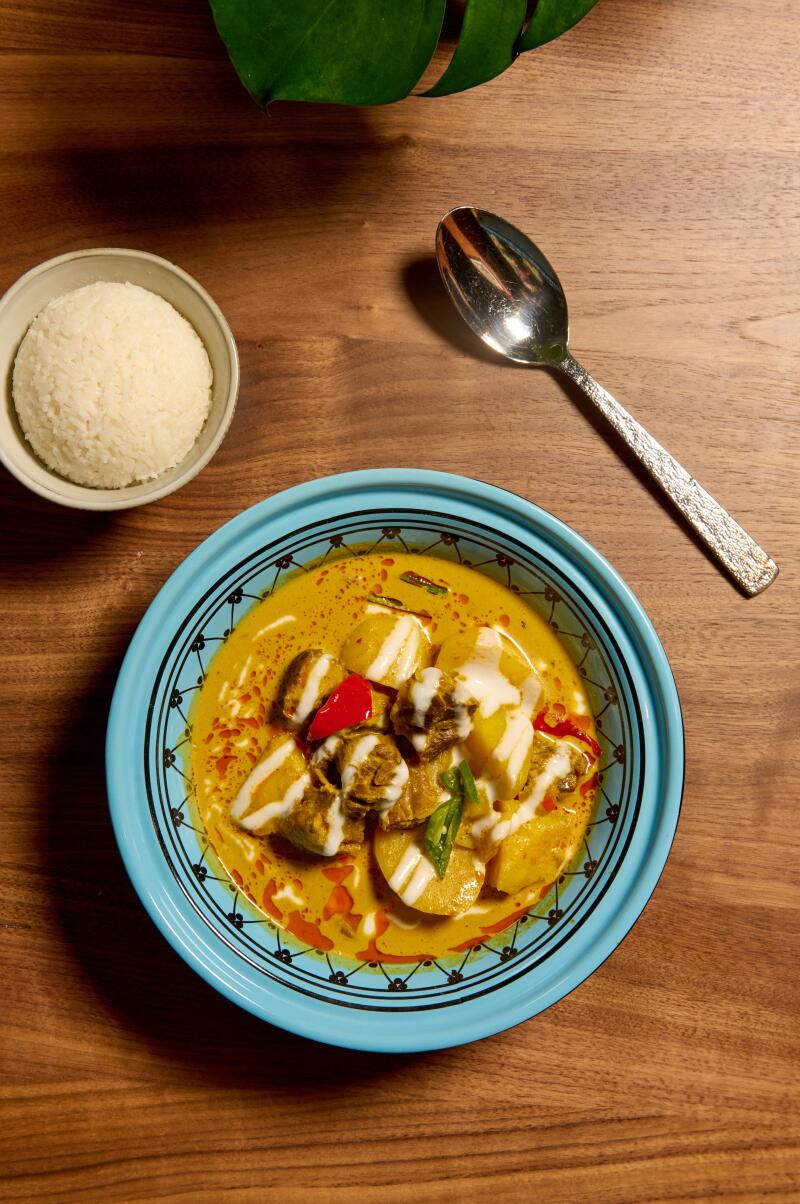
[436,207,568,364]
[435,205,778,597]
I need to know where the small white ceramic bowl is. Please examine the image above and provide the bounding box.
[0,249,239,510]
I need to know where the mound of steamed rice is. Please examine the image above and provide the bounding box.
[12,281,213,489]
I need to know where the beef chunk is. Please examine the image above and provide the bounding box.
[390,667,476,760]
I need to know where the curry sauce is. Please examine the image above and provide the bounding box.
[189,552,598,963]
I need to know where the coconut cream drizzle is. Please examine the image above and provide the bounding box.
[408,666,443,726]
[254,614,296,639]
[229,738,295,820]
[273,883,305,908]
[404,858,438,906]
[237,771,311,834]
[291,652,333,726]
[409,730,428,753]
[320,793,347,857]
[490,709,534,793]
[366,615,420,683]
[408,665,474,750]
[339,734,380,793]
[362,911,378,937]
[376,757,410,810]
[472,739,574,847]
[519,672,543,717]
[311,734,341,764]
[387,843,438,906]
[336,734,409,810]
[452,628,521,717]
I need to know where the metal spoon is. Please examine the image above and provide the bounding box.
[435,205,778,597]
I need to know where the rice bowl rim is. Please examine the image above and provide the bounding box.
[0,248,239,511]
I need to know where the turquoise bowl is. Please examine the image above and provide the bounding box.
[106,470,683,1052]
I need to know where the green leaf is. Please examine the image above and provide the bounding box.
[399,570,449,596]
[210,0,601,107]
[209,0,446,106]
[366,594,432,620]
[519,0,602,52]
[366,594,411,613]
[425,0,528,98]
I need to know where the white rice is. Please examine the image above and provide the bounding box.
[12,281,213,488]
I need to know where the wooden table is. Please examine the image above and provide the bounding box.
[1,2,798,1199]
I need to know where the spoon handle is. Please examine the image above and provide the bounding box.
[558,353,779,596]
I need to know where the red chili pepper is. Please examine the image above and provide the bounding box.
[307,674,372,741]
[541,795,557,813]
[533,710,602,761]
[580,772,599,797]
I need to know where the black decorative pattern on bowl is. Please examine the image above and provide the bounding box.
[146,509,643,1012]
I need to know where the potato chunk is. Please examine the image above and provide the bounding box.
[278,650,345,728]
[436,626,542,718]
[374,826,484,916]
[341,613,430,688]
[229,734,310,836]
[466,706,533,800]
[485,809,578,895]
[482,734,588,893]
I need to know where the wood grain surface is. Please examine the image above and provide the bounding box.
[1,1,798,1199]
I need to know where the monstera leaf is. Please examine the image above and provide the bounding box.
[209,0,601,106]
[519,0,601,50]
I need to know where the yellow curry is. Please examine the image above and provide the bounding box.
[189,552,599,963]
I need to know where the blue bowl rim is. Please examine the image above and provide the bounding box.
[106,468,684,1052]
